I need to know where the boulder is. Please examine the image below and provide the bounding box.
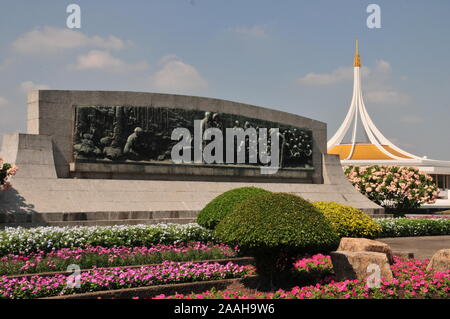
[337,237,394,264]
[426,249,450,272]
[331,251,393,282]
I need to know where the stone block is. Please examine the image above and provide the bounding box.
[426,249,450,272]
[331,251,393,282]
[337,238,394,264]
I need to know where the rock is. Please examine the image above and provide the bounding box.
[426,249,450,272]
[337,238,395,264]
[331,251,394,282]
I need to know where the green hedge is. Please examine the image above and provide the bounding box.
[197,187,271,230]
[377,218,450,238]
[215,193,339,277]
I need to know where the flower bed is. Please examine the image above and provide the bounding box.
[153,257,450,299]
[405,215,450,219]
[0,224,214,256]
[0,261,252,299]
[377,218,450,237]
[1,217,449,258]
[0,242,238,276]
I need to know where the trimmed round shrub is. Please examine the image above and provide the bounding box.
[197,187,271,230]
[312,201,382,239]
[214,193,339,279]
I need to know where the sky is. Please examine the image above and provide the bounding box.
[0,0,449,159]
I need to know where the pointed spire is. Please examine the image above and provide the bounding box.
[354,40,361,67]
[328,40,421,161]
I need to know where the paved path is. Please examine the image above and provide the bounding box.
[378,236,450,260]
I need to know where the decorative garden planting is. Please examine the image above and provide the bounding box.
[0,261,253,299]
[152,256,450,299]
[0,243,238,276]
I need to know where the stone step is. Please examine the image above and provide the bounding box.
[46,218,197,227]
[0,210,199,225]
[367,214,393,219]
[0,218,197,228]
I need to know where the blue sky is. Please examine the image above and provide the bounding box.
[1,0,450,159]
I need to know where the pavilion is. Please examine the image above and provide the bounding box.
[327,41,450,208]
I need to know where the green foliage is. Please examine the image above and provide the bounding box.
[215,193,339,277]
[197,187,271,230]
[312,201,381,239]
[377,218,450,238]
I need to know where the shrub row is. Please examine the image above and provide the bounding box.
[377,218,450,238]
[0,218,449,257]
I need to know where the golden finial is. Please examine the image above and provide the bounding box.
[354,40,361,67]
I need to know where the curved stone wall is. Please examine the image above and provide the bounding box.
[27,90,326,182]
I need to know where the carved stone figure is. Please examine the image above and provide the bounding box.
[124,127,145,159]
[73,105,313,168]
[74,133,102,159]
[104,140,123,160]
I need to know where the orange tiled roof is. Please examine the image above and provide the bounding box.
[328,144,413,161]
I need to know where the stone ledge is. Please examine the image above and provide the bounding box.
[69,161,315,182]
[41,275,259,299]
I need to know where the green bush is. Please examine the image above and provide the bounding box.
[197,187,271,230]
[312,201,381,239]
[215,193,339,279]
[377,218,450,238]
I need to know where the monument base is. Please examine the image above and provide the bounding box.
[0,133,383,228]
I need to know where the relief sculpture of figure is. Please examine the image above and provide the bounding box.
[269,128,286,168]
[200,112,212,133]
[74,133,102,159]
[104,140,123,160]
[124,127,144,159]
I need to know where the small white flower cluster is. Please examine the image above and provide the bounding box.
[377,217,450,238]
[0,223,214,256]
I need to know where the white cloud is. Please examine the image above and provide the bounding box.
[70,50,148,73]
[399,115,423,124]
[296,66,371,86]
[150,55,208,92]
[12,27,126,54]
[374,59,391,74]
[364,60,413,105]
[0,96,8,106]
[297,59,413,106]
[296,60,392,86]
[20,81,50,93]
[365,90,413,105]
[229,25,268,38]
[390,138,417,151]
